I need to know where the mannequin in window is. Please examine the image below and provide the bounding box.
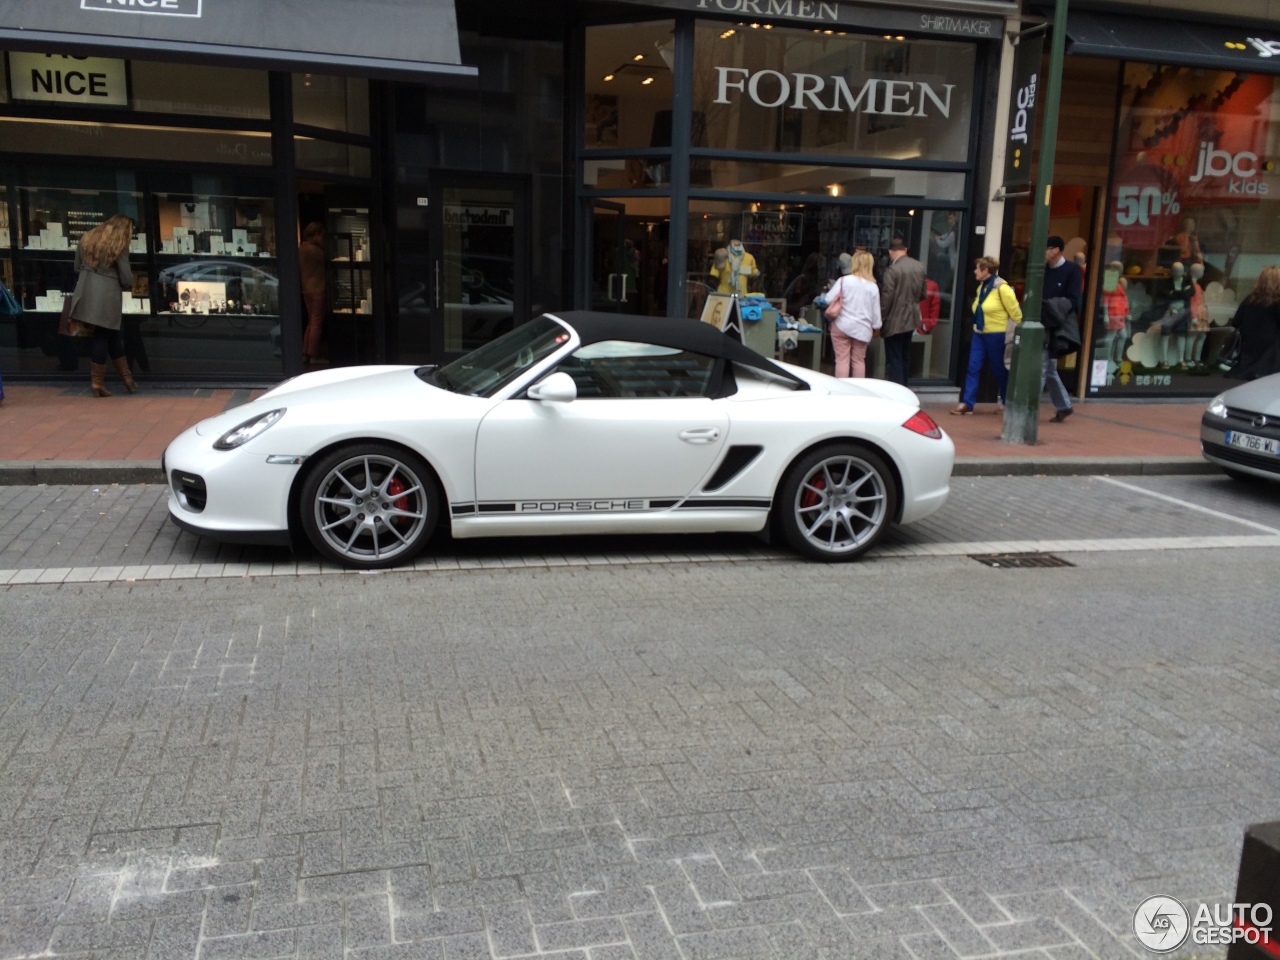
[1184,261,1209,367]
[710,239,758,296]
[299,221,327,367]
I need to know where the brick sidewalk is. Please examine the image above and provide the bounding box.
[0,383,1204,462]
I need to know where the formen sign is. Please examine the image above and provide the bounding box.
[713,68,955,118]
[81,0,203,17]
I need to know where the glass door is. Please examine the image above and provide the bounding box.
[589,197,669,316]
[434,177,526,356]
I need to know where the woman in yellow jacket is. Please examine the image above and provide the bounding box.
[953,256,1021,414]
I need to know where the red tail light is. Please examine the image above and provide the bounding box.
[902,411,943,439]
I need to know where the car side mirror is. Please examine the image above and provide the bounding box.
[527,371,577,403]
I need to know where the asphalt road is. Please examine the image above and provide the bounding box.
[1,475,1278,959]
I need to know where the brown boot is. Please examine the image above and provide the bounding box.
[112,356,137,393]
[90,362,112,398]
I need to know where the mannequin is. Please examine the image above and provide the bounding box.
[1160,261,1189,367]
[1184,261,1209,367]
[710,239,759,296]
[1101,260,1130,373]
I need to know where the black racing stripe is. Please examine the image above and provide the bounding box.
[677,498,771,509]
[649,499,679,509]
[477,503,517,513]
[451,503,477,516]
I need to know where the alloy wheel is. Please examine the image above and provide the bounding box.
[312,454,429,564]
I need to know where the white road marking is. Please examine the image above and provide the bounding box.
[2,535,1280,586]
[1094,475,1280,534]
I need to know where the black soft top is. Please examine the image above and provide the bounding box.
[544,311,809,389]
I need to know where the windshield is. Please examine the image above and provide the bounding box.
[418,315,572,397]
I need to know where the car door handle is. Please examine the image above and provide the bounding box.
[679,427,720,444]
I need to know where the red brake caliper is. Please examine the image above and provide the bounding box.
[387,477,409,524]
[800,473,824,510]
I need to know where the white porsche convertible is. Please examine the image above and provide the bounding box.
[164,312,953,568]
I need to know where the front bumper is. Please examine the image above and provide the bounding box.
[1201,412,1280,480]
[163,426,299,543]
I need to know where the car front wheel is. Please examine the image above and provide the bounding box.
[300,444,439,569]
[776,443,898,561]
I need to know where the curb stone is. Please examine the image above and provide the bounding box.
[0,456,1219,486]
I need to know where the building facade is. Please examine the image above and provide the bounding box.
[995,2,1280,398]
[0,0,1011,387]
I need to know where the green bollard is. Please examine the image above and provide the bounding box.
[1001,320,1043,445]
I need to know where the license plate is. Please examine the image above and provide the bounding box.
[1226,431,1280,455]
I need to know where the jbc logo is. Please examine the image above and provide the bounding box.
[1189,141,1269,194]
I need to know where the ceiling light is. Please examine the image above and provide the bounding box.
[750,22,759,28]
[720,29,735,38]
[828,184,841,197]
[633,54,644,61]
[895,35,905,40]
[641,77,654,85]
[883,34,893,39]
[763,24,772,29]
[603,74,614,81]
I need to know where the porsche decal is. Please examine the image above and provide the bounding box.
[452,497,770,516]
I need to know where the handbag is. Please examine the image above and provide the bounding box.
[59,294,93,337]
[0,281,21,317]
[823,277,844,322]
[1215,328,1242,372]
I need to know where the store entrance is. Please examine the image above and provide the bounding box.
[588,197,670,316]
[298,181,376,370]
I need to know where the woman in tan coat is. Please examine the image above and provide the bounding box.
[69,214,137,397]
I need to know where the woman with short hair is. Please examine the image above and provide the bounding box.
[827,251,882,378]
[70,214,137,397]
[954,256,1020,415]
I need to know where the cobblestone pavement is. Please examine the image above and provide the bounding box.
[1,472,1279,959]
[3,548,1277,960]
[1,474,1279,580]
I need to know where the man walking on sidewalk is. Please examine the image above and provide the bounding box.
[879,236,927,386]
[1041,236,1081,423]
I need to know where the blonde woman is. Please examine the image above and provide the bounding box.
[828,251,882,377]
[70,214,137,397]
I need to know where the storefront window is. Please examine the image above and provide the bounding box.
[583,21,676,150]
[130,62,270,120]
[0,118,272,165]
[687,201,960,379]
[1092,64,1280,395]
[703,160,964,199]
[295,137,372,178]
[293,74,370,136]
[691,23,974,162]
[0,166,282,377]
[591,197,670,317]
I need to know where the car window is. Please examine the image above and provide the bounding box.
[421,314,571,397]
[556,340,718,399]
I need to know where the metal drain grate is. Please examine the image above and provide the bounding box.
[969,552,1075,568]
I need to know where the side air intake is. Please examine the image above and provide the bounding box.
[703,445,763,492]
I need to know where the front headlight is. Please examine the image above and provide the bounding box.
[1206,393,1229,419]
[213,408,286,450]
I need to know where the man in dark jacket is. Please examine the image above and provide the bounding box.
[879,237,928,386]
[1040,236,1078,422]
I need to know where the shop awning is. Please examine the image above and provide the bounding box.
[1065,10,1280,75]
[0,0,475,81]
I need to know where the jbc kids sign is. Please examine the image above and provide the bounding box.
[9,53,128,106]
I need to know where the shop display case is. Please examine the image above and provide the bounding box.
[152,191,279,321]
[325,206,374,363]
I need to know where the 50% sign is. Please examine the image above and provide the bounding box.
[1115,186,1180,226]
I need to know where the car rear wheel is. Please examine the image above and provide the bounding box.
[300,444,439,569]
[776,443,897,561]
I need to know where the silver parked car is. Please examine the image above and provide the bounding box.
[1201,372,1280,482]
